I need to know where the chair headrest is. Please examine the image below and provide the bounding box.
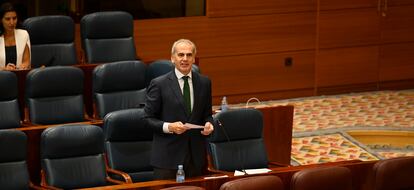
[23,15,74,44]
[373,156,414,190]
[0,71,17,100]
[209,108,263,142]
[0,129,27,162]
[103,108,152,141]
[93,60,147,93]
[25,66,84,98]
[41,124,104,159]
[81,11,133,40]
[291,166,353,190]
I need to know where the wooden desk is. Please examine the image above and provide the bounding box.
[81,160,376,190]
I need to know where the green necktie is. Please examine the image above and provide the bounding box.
[182,76,191,113]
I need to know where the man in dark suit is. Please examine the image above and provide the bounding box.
[144,39,214,179]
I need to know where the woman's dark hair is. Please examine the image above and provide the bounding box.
[0,2,17,35]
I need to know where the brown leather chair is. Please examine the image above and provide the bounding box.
[160,186,205,190]
[220,175,284,190]
[373,156,414,190]
[291,166,353,190]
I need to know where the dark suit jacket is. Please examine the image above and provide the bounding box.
[144,71,213,171]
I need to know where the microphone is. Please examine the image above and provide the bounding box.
[216,118,247,175]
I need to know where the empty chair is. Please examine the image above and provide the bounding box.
[219,175,284,190]
[80,11,137,64]
[24,66,87,125]
[291,166,353,190]
[208,108,273,172]
[146,59,200,85]
[22,15,77,68]
[40,124,130,189]
[0,70,21,129]
[0,129,37,189]
[373,156,414,190]
[103,108,154,182]
[92,60,147,119]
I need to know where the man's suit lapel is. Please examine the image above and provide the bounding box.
[167,72,191,117]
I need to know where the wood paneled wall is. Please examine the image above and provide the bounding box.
[74,0,414,105]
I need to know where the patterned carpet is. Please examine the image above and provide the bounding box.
[227,89,414,165]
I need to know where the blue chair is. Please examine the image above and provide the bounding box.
[25,66,87,125]
[0,129,39,189]
[80,11,137,63]
[103,108,154,182]
[92,60,147,119]
[0,70,21,129]
[23,15,77,68]
[40,124,131,189]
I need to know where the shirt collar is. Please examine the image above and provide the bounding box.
[175,68,192,79]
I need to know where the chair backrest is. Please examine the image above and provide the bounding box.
[22,15,77,68]
[0,71,21,129]
[103,108,153,182]
[146,59,200,85]
[0,129,30,189]
[291,166,353,190]
[208,108,268,171]
[219,175,284,190]
[373,156,414,190]
[80,11,136,63]
[25,66,85,125]
[93,60,147,119]
[41,124,107,189]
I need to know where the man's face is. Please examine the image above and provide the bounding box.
[171,42,195,75]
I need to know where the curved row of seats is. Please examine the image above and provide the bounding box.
[23,11,135,67]
[0,59,200,128]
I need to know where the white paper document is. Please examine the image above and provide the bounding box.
[203,175,228,179]
[234,168,271,176]
[184,123,205,129]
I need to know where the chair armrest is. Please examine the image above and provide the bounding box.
[106,168,133,184]
[29,181,47,190]
[40,170,62,190]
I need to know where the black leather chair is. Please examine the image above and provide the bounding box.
[290,166,353,190]
[208,108,279,172]
[103,108,154,182]
[219,175,284,190]
[92,60,147,119]
[80,11,137,64]
[146,59,200,85]
[0,71,21,129]
[0,129,40,189]
[22,15,77,68]
[24,66,88,125]
[372,156,414,190]
[40,124,130,189]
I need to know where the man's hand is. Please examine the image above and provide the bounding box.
[168,121,189,134]
[201,122,214,136]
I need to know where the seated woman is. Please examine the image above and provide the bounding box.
[0,2,30,70]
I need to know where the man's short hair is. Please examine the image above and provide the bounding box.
[171,39,197,55]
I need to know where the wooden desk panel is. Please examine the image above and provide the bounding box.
[259,106,294,164]
[81,160,376,190]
